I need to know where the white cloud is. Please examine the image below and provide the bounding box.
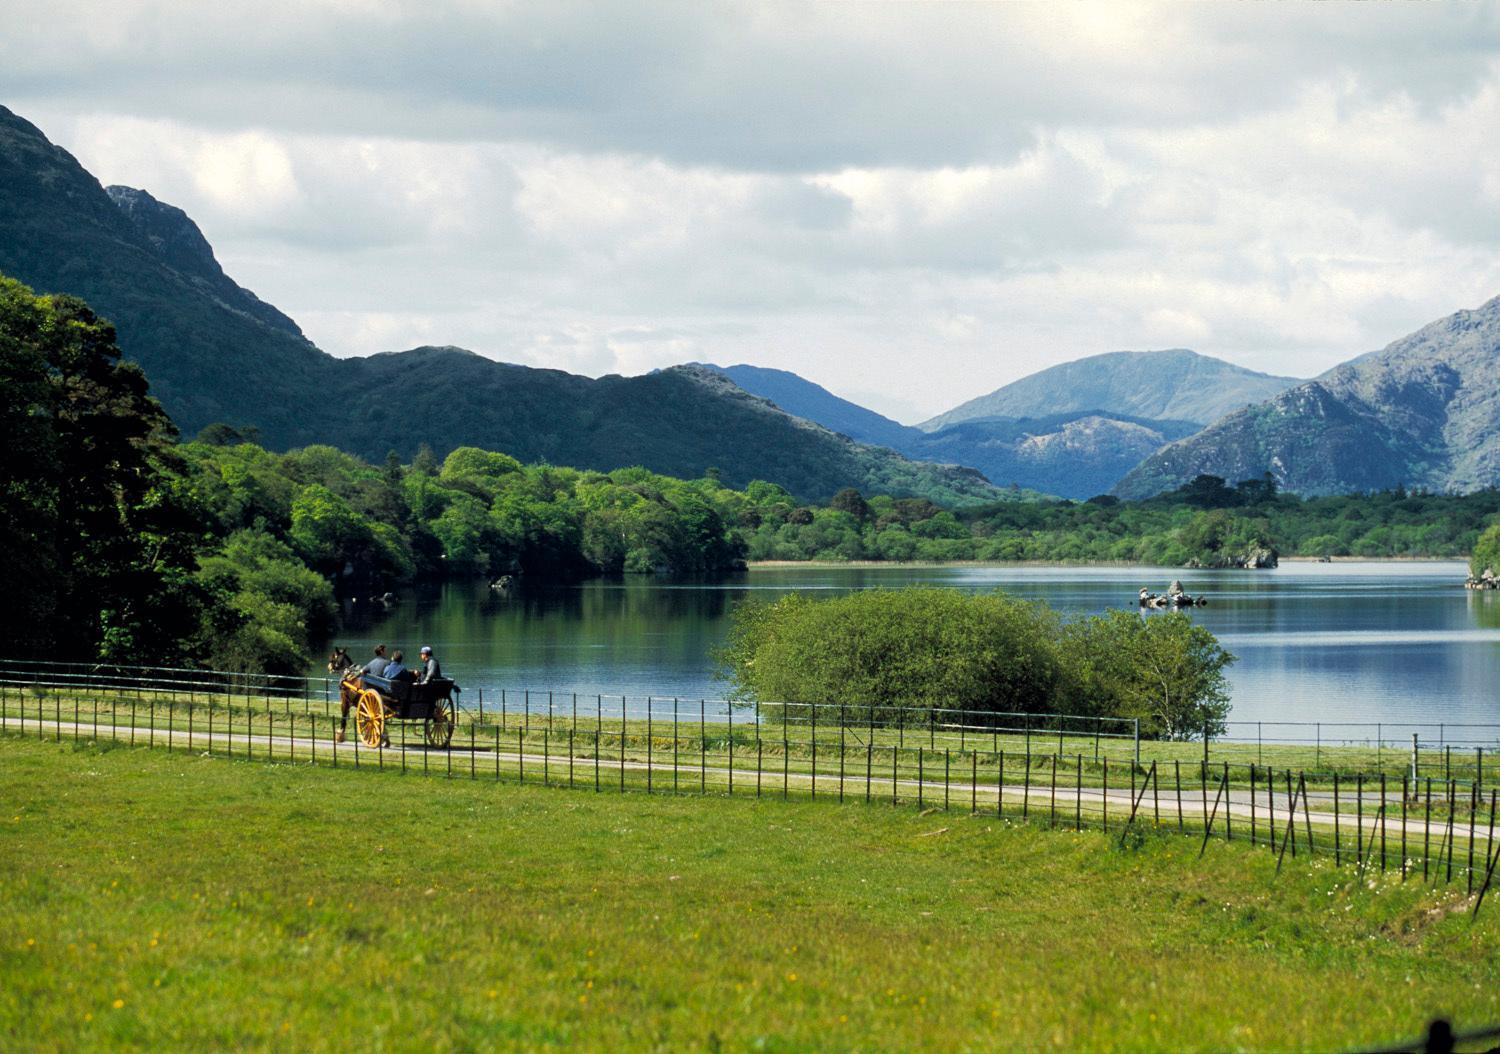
[4,2,1500,420]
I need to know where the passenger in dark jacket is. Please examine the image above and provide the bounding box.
[384,651,411,682]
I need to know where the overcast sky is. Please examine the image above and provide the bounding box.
[5,2,1500,421]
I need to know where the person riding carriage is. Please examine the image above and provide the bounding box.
[329,644,457,748]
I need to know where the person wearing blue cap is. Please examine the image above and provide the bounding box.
[417,645,441,684]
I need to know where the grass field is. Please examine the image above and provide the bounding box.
[3,737,1499,1051]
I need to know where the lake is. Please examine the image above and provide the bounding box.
[310,561,1500,740]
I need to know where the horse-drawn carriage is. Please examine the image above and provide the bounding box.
[338,667,458,749]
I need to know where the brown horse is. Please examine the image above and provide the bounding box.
[327,647,359,742]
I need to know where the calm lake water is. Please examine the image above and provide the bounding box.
[310,561,1500,736]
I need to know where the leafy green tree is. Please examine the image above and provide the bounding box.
[718,588,1068,724]
[0,275,197,660]
[830,487,872,522]
[1471,522,1500,578]
[1067,610,1234,739]
[289,484,370,575]
[194,530,336,673]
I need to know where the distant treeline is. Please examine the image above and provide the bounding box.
[747,474,1500,566]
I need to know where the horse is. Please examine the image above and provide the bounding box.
[327,647,359,742]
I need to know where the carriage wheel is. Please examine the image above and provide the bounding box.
[424,697,455,749]
[355,689,387,749]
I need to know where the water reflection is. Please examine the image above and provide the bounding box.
[311,561,1500,727]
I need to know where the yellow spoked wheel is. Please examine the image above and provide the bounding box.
[355,689,387,748]
[424,697,455,749]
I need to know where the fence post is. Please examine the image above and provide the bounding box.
[866,743,872,804]
[1075,754,1082,830]
[811,703,818,800]
[1048,753,1056,827]
[1223,762,1231,842]
[1250,765,1258,847]
[1468,782,1478,894]
[1334,773,1342,866]
[1400,774,1409,880]
[1175,760,1184,835]
[997,750,1004,818]
[1379,772,1388,871]
[1423,778,1432,882]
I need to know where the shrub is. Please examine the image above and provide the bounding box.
[717,588,1069,724]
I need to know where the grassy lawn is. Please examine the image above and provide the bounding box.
[2,737,1499,1052]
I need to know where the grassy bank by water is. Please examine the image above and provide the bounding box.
[3,737,1499,1052]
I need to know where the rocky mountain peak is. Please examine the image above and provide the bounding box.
[103,184,305,339]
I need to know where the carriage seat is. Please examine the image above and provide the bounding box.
[360,671,413,703]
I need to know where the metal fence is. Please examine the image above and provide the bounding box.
[3,663,1500,913]
[9,657,1500,780]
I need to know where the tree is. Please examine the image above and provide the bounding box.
[1471,522,1500,578]
[830,487,872,522]
[0,275,192,660]
[197,422,262,447]
[1068,610,1234,739]
[717,588,1069,724]
[194,530,336,673]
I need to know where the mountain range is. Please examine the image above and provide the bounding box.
[702,361,1231,498]
[1115,295,1500,498]
[918,349,1298,431]
[6,101,1500,503]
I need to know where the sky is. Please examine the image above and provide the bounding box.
[4,2,1500,423]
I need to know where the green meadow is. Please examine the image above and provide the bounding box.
[2,736,1498,1053]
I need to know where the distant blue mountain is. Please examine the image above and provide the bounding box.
[695,362,1202,499]
[694,364,918,450]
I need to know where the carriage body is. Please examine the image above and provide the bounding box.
[339,672,458,748]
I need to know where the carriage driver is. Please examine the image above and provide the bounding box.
[417,646,441,684]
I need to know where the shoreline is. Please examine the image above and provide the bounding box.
[747,556,1468,570]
